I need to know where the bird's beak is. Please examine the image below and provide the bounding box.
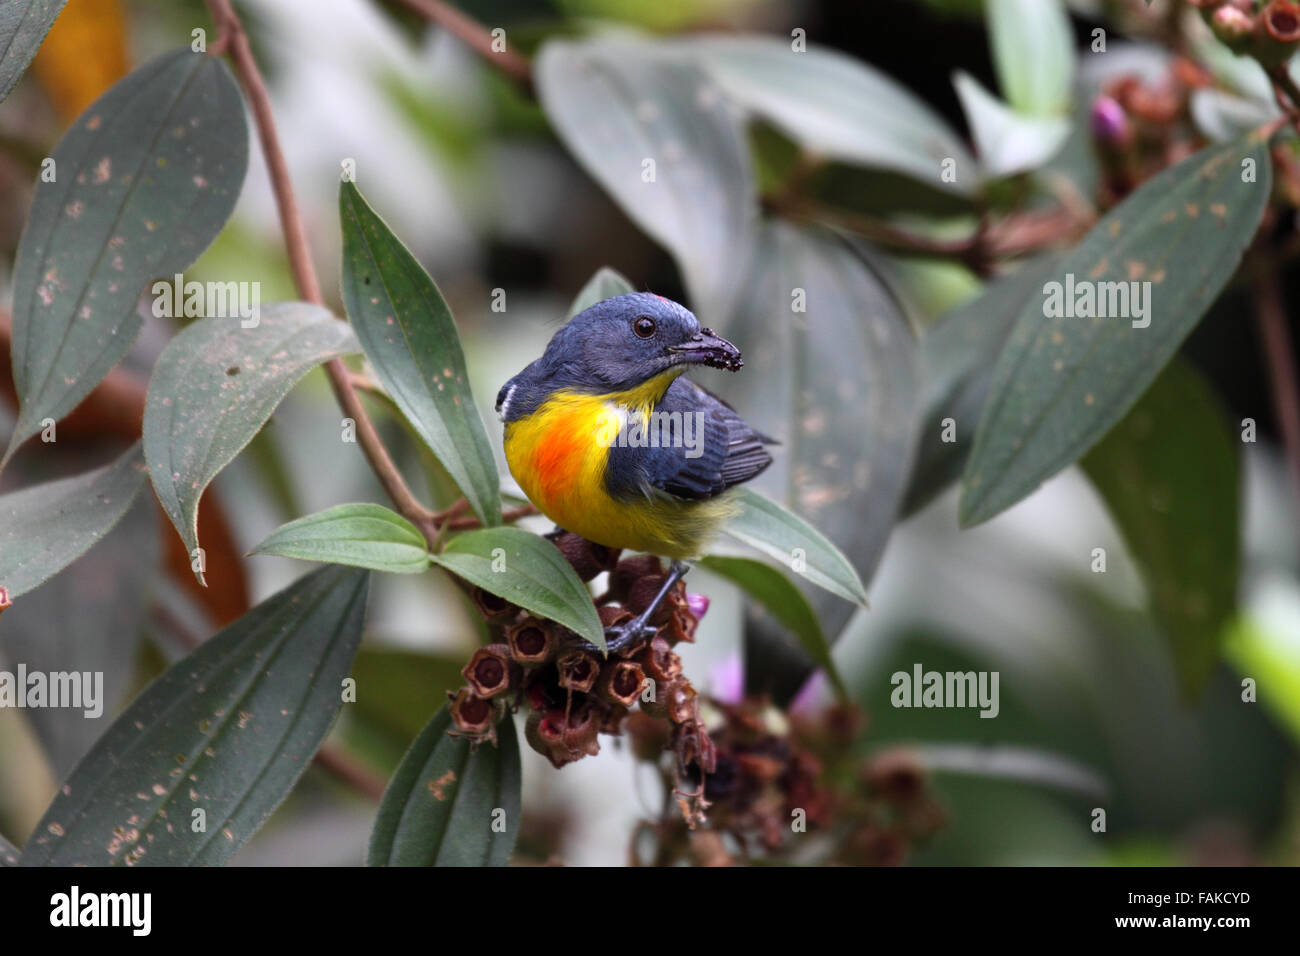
[669,328,744,371]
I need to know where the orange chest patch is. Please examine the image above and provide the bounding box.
[504,393,616,513]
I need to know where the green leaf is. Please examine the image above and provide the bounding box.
[689,34,977,195]
[535,36,756,320]
[429,526,605,651]
[0,495,156,778]
[143,303,359,579]
[713,221,916,629]
[368,706,521,867]
[904,254,1062,515]
[699,555,845,699]
[721,487,869,608]
[252,502,431,574]
[953,71,1070,178]
[986,0,1075,117]
[568,266,635,318]
[0,441,145,598]
[960,133,1271,526]
[4,49,248,467]
[0,0,67,102]
[20,565,370,866]
[1081,361,1238,696]
[339,181,501,526]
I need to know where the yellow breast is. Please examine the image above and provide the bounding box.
[503,383,733,560]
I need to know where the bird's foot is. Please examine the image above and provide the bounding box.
[574,618,657,656]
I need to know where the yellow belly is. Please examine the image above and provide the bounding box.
[503,390,733,560]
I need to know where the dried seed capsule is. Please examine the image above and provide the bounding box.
[551,531,621,581]
[596,660,646,708]
[625,711,671,761]
[638,635,682,685]
[608,554,663,603]
[557,650,599,693]
[862,747,928,807]
[461,643,519,699]
[470,585,517,621]
[448,688,496,735]
[506,617,558,665]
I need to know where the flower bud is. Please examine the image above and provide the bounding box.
[448,688,496,735]
[461,643,519,699]
[596,659,646,708]
[685,592,709,620]
[506,617,558,665]
[1089,96,1130,147]
[557,649,599,693]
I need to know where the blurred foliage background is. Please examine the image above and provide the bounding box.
[1,0,1299,865]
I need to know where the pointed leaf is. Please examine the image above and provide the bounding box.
[953,71,1070,178]
[721,487,869,608]
[429,527,605,651]
[904,254,1062,515]
[368,706,521,867]
[961,133,1271,526]
[20,565,370,866]
[568,266,635,318]
[689,34,976,195]
[986,0,1075,117]
[252,502,431,574]
[5,49,248,465]
[0,441,144,598]
[1081,361,1239,696]
[535,37,756,319]
[339,181,500,526]
[699,555,845,699]
[0,0,67,102]
[144,303,359,577]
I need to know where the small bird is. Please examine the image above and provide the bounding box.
[498,292,774,651]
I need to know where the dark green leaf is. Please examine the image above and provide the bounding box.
[568,266,635,318]
[1081,360,1238,696]
[714,221,917,626]
[0,495,156,778]
[429,526,604,651]
[4,49,248,466]
[143,303,358,578]
[961,134,1271,526]
[0,441,145,598]
[986,0,1075,117]
[368,706,521,867]
[252,502,431,574]
[339,181,501,526]
[0,0,67,102]
[21,565,370,866]
[689,35,976,195]
[699,555,845,699]
[721,487,869,608]
[904,254,1062,515]
[535,37,756,320]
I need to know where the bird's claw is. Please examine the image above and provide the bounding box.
[575,619,657,656]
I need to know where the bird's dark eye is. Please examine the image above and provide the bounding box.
[633,315,656,338]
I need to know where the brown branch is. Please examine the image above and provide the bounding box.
[1251,270,1300,531]
[444,503,537,530]
[205,0,441,546]
[395,0,532,91]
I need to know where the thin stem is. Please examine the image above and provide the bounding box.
[396,0,532,90]
[444,503,537,530]
[204,0,439,545]
[1251,270,1300,531]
